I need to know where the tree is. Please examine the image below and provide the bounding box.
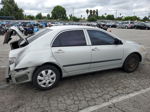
[143,16,149,21]
[123,16,140,21]
[93,10,96,15]
[89,10,93,16]
[116,17,123,21]
[47,14,51,19]
[88,16,97,22]
[86,9,89,16]
[96,9,98,17]
[97,15,105,20]
[106,15,114,20]
[42,16,47,20]
[36,13,42,19]
[25,15,35,20]
[51,5,67,20]
[0,0,24,19]
[70,16,80,22]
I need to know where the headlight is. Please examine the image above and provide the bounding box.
[9,57,16,65]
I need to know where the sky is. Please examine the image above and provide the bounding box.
[13,0,150,18]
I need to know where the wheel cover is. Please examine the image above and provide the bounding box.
[127,57,138,71]
[37,69,56,88]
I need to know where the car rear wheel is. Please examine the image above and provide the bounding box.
[123,54,140,73]
[32,65,60,90]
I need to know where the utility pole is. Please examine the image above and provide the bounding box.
[73,8,74,17]
[115,10,118,18]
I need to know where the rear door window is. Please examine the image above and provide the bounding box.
[52,30,86,47]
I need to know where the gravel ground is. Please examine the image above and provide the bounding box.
[0,28,150,112]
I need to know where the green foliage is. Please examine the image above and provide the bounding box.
[97,15,105,20]
[0,0,24,19]
[51,5,67,20]
[70,15,80,22]
[87,16,97,22]
[42,16,47,20]
[47,14,51,19]
[106,15,114,20]
[123,16,140,21]
[116,17,123,20]
[143,16,149,21]
[25,15,35,20]
[36,13,42,19]
[87,9,99,21]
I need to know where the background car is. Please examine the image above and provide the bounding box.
[117,21,135,29]
[123,21,135,29]
[106,22,117,28]
[134,22,150,30]
[97,22,108,31]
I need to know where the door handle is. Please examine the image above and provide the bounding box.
[92,47,99,51]
[55,49,64,53]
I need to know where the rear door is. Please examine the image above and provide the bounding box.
[51,30,91,73]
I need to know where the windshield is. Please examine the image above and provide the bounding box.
[27,28,51,43]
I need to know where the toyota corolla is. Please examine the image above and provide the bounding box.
[4,26,146,90]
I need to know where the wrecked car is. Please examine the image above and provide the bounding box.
[4,26,146,90]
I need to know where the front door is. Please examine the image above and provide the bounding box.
[87,30,124,69]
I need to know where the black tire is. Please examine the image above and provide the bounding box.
[123,54,140,73]
[146,27,149,30]
[32,65,60,90]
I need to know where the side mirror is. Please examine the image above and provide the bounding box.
[114,38,122,45]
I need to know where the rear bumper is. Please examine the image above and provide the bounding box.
[6,67,35,84]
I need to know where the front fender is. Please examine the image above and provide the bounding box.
[123,43,146,64]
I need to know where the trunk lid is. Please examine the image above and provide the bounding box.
[3,26,25,44]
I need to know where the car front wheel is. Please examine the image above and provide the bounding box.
[32,65,60,90]
[123,54,140,73]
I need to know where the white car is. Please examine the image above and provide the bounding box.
[4,26,146,90]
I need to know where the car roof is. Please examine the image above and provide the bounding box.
[48,25,98,31]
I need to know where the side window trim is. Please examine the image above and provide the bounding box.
[51,29,88,47]
[83,29,91,46]
[84,29,92,45]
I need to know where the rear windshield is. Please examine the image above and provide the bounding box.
[27,28,51,43]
